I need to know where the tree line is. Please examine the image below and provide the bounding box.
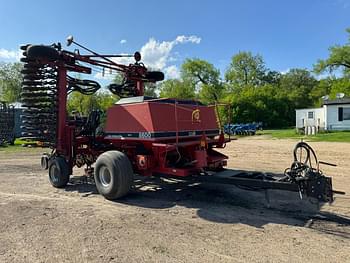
[157,28,350,127]
[0,28,349,128]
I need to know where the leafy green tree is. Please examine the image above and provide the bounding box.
[279,68,318,109]
[144,83,158,97]
[329,77,350,98]
[181,59,220,86]
[0,62,23,103]
[224,84,291,127]
[96,92,118,111]
[314,28,350,76]
[262,70,281,85]
[67,91,117,116]
[159,79,196,99]
[310,78,333,106]
[225,51,266,88]
[113,72,124,85]
[67,92,98,116]
[221,67,318,127]
[181,58,223,104]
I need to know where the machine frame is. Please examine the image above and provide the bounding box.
[20,37,344,202]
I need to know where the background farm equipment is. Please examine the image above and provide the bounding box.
[224,122,262,136]
[19,36,343,204]
[0,102,15,145]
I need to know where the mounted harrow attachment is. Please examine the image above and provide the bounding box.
[20,46,59,146]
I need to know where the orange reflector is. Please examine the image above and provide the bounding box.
[200,133,207,148]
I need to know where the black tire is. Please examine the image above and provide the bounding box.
[145,71,164,82]
[26,45,59,61]
[41,155,49,170]
[48,156,70,188]
[94,151,134,200]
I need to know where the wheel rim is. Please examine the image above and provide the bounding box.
[49,164,59,183]
[99,166,111,187]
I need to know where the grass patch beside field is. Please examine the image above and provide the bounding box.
[261,129,350,142]
[0,139,41,152]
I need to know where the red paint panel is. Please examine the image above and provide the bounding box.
[106,103,152,132]
[194,150,208,168]
[105,101,219,133]
[149,103,218,131]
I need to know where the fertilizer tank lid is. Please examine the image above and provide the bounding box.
[115,96,204,106]
[115,96,151,105]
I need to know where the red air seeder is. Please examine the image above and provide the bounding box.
[20,36,343,203]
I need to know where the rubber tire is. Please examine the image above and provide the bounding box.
[41,155,49,170]
[48,157,70,188]
[26,45,59,61]
[94,151,134,200]
[145,71,164,82]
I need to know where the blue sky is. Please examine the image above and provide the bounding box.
[0,0,349,81]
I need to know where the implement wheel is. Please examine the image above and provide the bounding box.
[48,157,70,188]
[94,151,134,200]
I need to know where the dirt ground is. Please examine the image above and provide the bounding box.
[0,136,349,263]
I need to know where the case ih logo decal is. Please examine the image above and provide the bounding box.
[192,109,201,123]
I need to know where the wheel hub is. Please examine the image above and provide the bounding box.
[99,166,111,187]
[49,164,59,183]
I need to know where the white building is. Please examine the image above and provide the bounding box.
[295,98,350,131]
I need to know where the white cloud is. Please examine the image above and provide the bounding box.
[175,35,201,44]
[109,35,201,80]
[120,39,127,44]
[0,48,21,61]
[139,35,201,71]
[164,65,180,79]
[140,38,174,70]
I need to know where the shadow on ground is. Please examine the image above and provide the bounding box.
[65,172,350,238]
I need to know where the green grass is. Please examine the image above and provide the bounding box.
[0,138,42,152]
[260,129,350,142]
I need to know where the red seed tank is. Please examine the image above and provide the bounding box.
[105,97,220,142]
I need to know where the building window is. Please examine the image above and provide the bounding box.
[308,111,314,119]
[344,108,350,121]
[338,107,350,121]
[339,107,343,121]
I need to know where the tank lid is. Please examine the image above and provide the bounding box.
[115,96,153,105]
